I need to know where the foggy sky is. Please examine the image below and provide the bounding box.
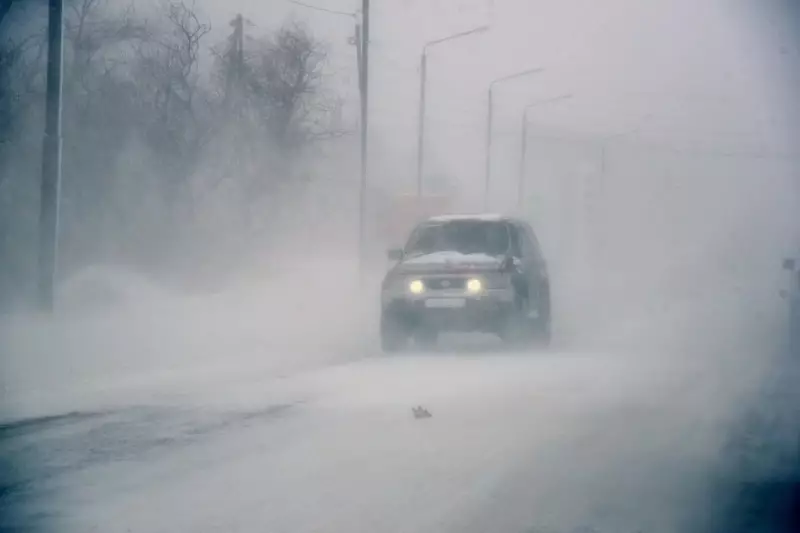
[192,0,793,202]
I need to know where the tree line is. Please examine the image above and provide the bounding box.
[0,0,348,307]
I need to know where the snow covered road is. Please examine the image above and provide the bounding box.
[1,347,778,533]
[0,265,791,533]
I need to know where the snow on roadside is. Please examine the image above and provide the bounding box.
[0,258,378,423]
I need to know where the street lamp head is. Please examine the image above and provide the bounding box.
[513,67,546,79]
[490,67,545,89]
[424,25,490,53]
[523,93,574,117]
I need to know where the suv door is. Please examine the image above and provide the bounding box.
[505,222,529,301]
[516,221,550,321]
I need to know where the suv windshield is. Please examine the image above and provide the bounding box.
[405,220,511,257]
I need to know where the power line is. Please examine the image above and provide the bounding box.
[284,0,355,18]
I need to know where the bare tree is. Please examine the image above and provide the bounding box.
[131,0,210,204]
[0,34,45,187]
[297,92,349,143]
[0,38,33,139]
[65,0,147,98]
[246,22,327,148]
[135,0,209,118]
[0,3,349,302]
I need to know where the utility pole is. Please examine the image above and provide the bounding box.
[277,0,366,276]
[357,0,370,277]
[355,23,363,92]
[517,94,573,209]
[37,0,64,312]
[416,52,427,198]
[518,110,529,209]
[483,87,494,210]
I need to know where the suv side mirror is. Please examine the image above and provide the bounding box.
[501,255,515,272]
[387,248,404,261]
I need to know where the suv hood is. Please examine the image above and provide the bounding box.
[395,251,503,274]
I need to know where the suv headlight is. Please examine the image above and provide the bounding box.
[408,279,425,294]
[466,278,483,294]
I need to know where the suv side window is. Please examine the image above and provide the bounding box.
[507,223,523,258]
[518,222,543,264]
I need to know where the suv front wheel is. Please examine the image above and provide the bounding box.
[380,312,407,353]
[532,315,551,347]
[499,297,535,347]
[413,327,438,350]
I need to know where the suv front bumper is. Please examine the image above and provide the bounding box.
[381,289,517,333]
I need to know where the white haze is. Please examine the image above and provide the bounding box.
[1,1,799,532]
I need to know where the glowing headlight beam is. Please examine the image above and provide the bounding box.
[466,278,483,293]
[408,279,425,294]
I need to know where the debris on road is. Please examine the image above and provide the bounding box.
[412,406,432,419]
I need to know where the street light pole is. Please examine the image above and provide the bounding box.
[518,94,573,209]
[484,67,543,211]
[284,0,368,277]
[416,51,427,197]
[416,25,489,198]
[518,108,529,208]
[484,86,494,210]
[587,115,653,271]
[37,0,64,312]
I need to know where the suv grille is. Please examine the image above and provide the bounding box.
[425,278,466,290]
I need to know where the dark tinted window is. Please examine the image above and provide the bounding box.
[508,224,522,257]
[518,222,543,262]
[405,220,511,257]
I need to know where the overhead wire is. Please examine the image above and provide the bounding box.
[283,0,356,18]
